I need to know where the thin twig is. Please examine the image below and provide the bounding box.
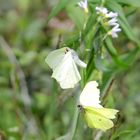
[56,34,62,49]
[102,79,114,105]
[93,130,103,140]
[0,36,39,138]
[0,36,31,107]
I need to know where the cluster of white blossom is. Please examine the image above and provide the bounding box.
[95,6,121,38]
[78,0,121,38]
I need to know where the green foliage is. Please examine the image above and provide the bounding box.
[0,0,140,139]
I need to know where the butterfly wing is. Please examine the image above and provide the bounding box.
[45,47,66,69]
[80,81,102,108]
[71,50,87,68]
[59,61,81,89]
[52,51,81,89]
[84,108,114,131]
[85,106,119,119]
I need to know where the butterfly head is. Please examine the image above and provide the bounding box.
[77,104,85,111]
[64,48,70,54]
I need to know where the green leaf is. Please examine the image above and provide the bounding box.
[105,37,129,68]
[116,0,140,7]
[100,71,114,96]
[83,14,97,38]
[47,0,69,22]
[95,54,110,72]
[119,47,140,66]
[63,32,80,49]
[19,51,37,66]
[66,4,86,29]
[111,130,134,140]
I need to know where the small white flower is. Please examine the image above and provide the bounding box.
[95,6,108,15]
[108,18,118,26]
[108,24,121,38]
[95,6,121,38]
[78,0,88,13]
[96,7,118,19]
[106,12,118,18]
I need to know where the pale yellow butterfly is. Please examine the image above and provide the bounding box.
[79,81,119,131]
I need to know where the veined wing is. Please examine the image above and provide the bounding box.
[52,51,81,89]
[80,81,102,108]
[45,47,66,69]
[84,109,114,131]
[84,106,119,119]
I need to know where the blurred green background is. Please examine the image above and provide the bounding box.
[0,0,140,140]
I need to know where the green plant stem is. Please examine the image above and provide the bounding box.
[56,107,79,140]
[56,88,80,140]
[102,78,114,105]
[68,106,79,140]
[85,20,100,81]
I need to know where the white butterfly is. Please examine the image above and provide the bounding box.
[79,81,119,131]
[45,47,87,89]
